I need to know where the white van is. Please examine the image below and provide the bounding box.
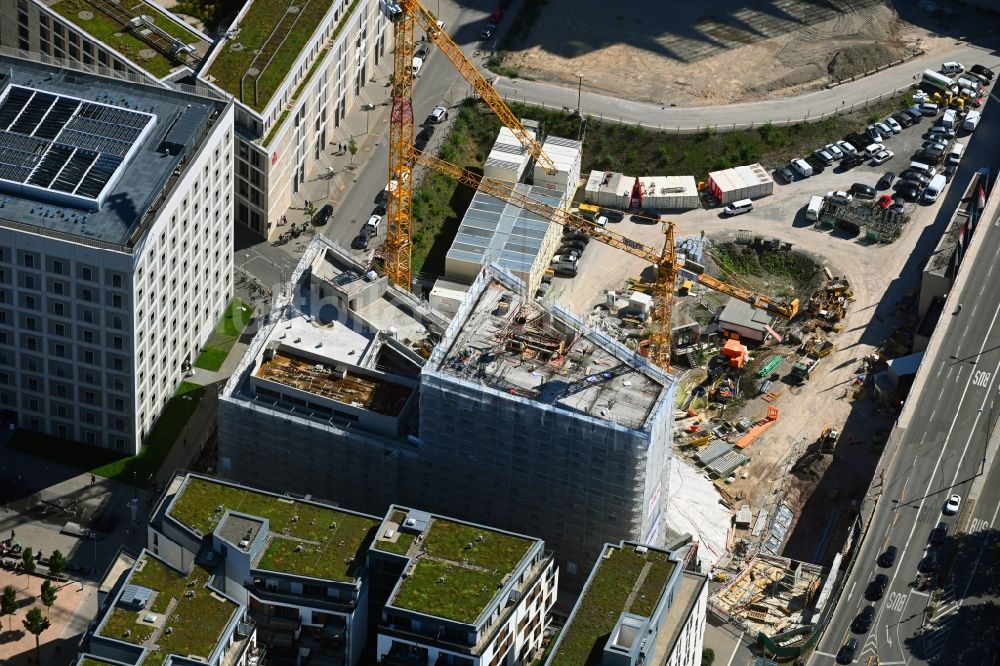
[909,161,935,177]
[791,159,813,178]
[805,195,824,221]
[723,199,753,216]
[923,174,947,203]
[942,61,965,75]
[920,102,940,116]
[963,110,981,131]
[941,109,957,129]
[947,142,965,165]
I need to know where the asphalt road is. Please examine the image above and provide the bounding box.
[494,42,1000,131]
[810,109,1000,665]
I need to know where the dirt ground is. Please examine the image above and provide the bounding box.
[548,113,952,565]
[0,571,84,664]
[501,0,968,106]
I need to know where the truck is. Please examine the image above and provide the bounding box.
[790,357,821,384]
[922,69,956,93]
[963,110,981,132]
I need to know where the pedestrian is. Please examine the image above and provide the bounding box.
[91,474,96,485]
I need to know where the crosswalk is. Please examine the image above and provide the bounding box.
[921,580,959,661]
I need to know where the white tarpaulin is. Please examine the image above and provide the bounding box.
[664,457,731,569]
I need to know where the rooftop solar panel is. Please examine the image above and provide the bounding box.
[0,84,155,208]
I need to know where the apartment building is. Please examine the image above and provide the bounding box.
[82,548,259,666]
[148,472,381,666]
[545,542,708,666]
[198,0,393,238]
[0,54,233,451]
[0,0,213,83]
[217,234,445,514]
[369,506,558,666]
[418,266,678,585]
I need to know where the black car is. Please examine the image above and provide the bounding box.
[919,552,938,574]
[840,154,864,170]
[352,226,374,249]
[845,132,870,150]
[878,545,898,567]
[877,172,895,190]
[850,183,877,199]
[971,64,995,80]
[866,574,889,601]
[777,165,796,183]
[852,605,875,634]
[480,23,496,39]
[895,183,921,201]
[900,171,930,187]
[944,164,958,180]
[837,638,859,665]
[805,154,826,173]
[311,203,333,226]
[930,521,948,545]
[892,112,913,128]
[890,202,906,215]
[904,107,923,123]
[560,239,587,252]
[563,232,590,245]
[600,209,625,223]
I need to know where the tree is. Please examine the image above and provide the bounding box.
[47,549,66,577]
[22,547,36,577]
[22,607,50,664]
[0,585,16,631]
[702,647,715,666]
[40,580,57,618]
[348,138,358,167]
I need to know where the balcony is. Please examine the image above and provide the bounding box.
[250,582,357,615]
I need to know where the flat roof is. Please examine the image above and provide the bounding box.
[168,475,379,582]
[719,298,776,332]
[46,0,209,79]
[547,543,677,666]
[430,271,669,430]
[377,507,538,625]
[0,57,222,246]
[708,163,773,192]
[539,135,581,173]
[97,552,240,666]
[204,0,357,112]
[256,349,413,416]
[446,182,565,276]
[485,126,534,175]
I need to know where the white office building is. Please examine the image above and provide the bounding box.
[0,54,234,452]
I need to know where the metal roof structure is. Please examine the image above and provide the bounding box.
[706,449,750,478]
[0,84,155,209]
[446,182,567,277]
[696,439,734,465]
[118,584,153,609]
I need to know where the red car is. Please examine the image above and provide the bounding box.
[876,194,893,210]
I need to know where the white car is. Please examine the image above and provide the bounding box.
[824,143,844,160]
[552,254,579,264]
[871,149,894,165]
[864,143,883,158]
[428,106,448,123]
[836,140,858,157]
[875,122,893,138]
[826,191,853,205]
[595,215,608,227]
[943,494,961,515]
[411,56,424,75]
[885,117,902,133]
[365,214,382,234]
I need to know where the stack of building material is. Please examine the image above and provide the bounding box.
[722,339,749,368]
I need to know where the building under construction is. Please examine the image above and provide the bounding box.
[417,265,678,584]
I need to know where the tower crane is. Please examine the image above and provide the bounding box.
[384,1,798,371]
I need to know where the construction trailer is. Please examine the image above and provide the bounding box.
[483,124,537,183]
[584,170,636,208]
[707,164,774,204]
[634,176,701,209]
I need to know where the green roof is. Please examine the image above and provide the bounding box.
[48,0,204,79]
[389,517,534,624]
[98,554,239,666]
[205,0,360,112]
[373,510,416,556]
[548,544,676,666]
[168,476,379,582]
[80,658,123,666]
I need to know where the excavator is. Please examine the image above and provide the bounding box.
[383,1,798,371]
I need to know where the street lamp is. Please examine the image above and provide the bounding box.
[242,253,250,281]
[577,74,583,113]
[362,103,375,134]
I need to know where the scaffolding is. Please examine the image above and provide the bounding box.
[817,200,908,242]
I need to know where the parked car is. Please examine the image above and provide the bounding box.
[852,606,875,634]
[563,232,590,245]
[824,143,844,160]
[895,182,921,201]
[837,638,859,665]
[892,113,914,128]
[930,521,948,544]
[411,56,424,75]
[900,170,931,186]
[836,140,858,156]
[352,226,374,249]
[903,107,924,123]
[971,63,995,80]
[559,239,587,252]
[594,215,609,227]
[871,149,894,165]
[552,253,579,264]
[428,106,448,123]
[890,201,906,215]
[480,23,496,39]
[845,132,871,150]
[885,117,902,133]
[877,171,895,189]
[919,552,939,574]
[875,122,894,138]
[812,148,835,166]
[866,574,889,601]
[365,214,382,234]
[840,154,864,170]
[944,494,961,515]
[876,194,893,210]
[311,203,333,226]
[865,125,884,143]
[776,165,796,184]
[415,43,430,59]
[863,142,883,158]
[600,209,625,222]
[850,183,876,199]
[941,61,965,75]
[928,125,956,140]
[944,164,958,180]
[826,191,853,205]
[805,154,826,173]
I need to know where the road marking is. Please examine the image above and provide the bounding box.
[911,589,930,597]
[847,580,856,600]
[885,591,906,612]
[813,651,837,658]
[885,625,892,647]
[970,517,989,534]
[971,370,992,387]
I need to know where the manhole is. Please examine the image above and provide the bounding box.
[139,49,157,59]
[78,10,94,20]
[230,42,244,52]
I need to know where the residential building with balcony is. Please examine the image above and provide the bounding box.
[544,541,707,666]
[197,0,393,238]
[369,506,558,666]
[0,53,233,451]
[148,472,382,666]
[81,548,259,666]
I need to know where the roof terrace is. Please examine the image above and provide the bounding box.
[168,476,379,582]
[204,0,360,112]
[377,508,536,625]
[547,543,676,666]
[47,0,209,79]
[97,553,240,666]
